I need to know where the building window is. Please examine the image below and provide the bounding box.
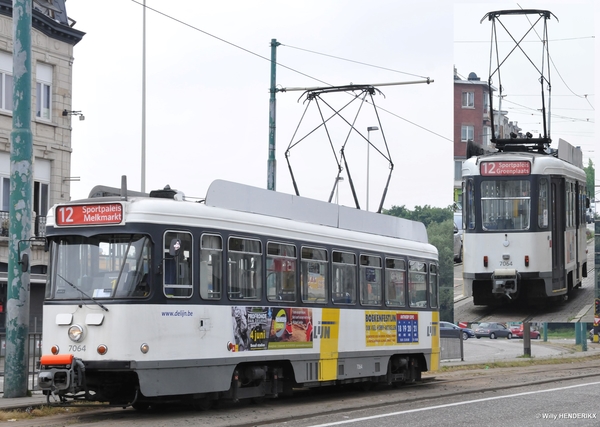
[483,93,490,116]
[462,91,474,108]
[461,125,474,142]
[483,126,491,146]
[36,63,53,120]
[454,160,463,181]
[0,51,13,112]
[1,176,8,211]
[33,181,49,218]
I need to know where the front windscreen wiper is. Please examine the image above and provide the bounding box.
[57,273,109,312]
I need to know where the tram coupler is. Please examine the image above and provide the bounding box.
[491,268,519,299]
[38,354,87,397]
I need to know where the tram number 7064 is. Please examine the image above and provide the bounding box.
[499,261,513,267]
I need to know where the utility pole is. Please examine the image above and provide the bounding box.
[141,0,146,193]
[5,0,33,398]
[267,38,280,191]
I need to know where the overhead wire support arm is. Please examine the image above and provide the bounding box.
[281,79,433,93]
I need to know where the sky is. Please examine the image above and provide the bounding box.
[63,0,597,209]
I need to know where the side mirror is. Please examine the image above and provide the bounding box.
[20,253,29,272]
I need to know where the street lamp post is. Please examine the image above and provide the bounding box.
[366,126,379,211]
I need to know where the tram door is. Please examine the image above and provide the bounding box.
[551,178,565,291]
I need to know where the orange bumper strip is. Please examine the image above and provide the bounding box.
[40,354,74,366]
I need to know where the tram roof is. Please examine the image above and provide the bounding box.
[203,180,428,244]
[62,180,430,245]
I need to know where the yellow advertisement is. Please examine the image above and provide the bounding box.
[365,311,419,346]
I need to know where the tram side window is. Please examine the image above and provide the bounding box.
[566,181,575,228]
[300,246,328,304]
[408,260,427,308]
[538,178,549,228]
[464,179,475,230]
[200,234,222,300]
[429,264,438,308]
[579,183,587,225]
[228,237,262,300]
[267,242,297,302]
[385,258,406,307]
[163,232,193,298]
[332,251,356,305]
[360,255,382,306]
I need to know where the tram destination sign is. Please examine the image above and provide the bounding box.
[55,203,123,226]
[480,161,530,176]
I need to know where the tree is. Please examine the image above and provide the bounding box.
[426,219,455,322]
[385,205,452,228]
[385,205,454,322]
[584,158,595,200]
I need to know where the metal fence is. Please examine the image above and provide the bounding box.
[440,329,464,361]
[0,333,42,392]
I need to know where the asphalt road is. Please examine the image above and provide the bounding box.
[260,377,600,427]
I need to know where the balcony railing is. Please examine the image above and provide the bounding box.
[0,212,46,238]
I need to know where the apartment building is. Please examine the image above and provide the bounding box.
[0,0,84,331]
[453,69,494,203]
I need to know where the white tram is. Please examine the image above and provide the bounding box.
[38,179,440,408]
[462,141,589,306]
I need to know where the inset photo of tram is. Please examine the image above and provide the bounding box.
[452,7,595,321]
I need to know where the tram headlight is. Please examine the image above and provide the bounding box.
[68,324,84,342]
